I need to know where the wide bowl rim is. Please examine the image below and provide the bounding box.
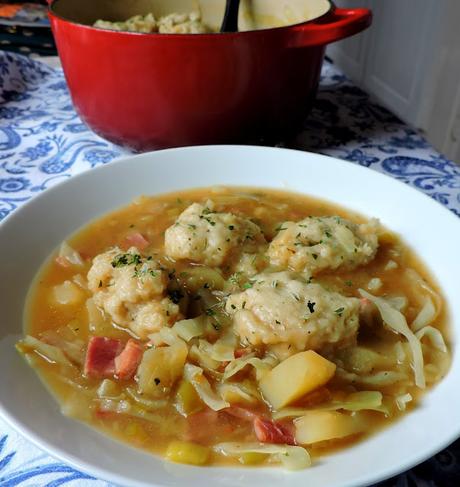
[48,0,333,38]
[1,145,459,487]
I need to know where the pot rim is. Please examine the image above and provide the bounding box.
[48,0,335,38]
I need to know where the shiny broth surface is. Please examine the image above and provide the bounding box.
[20,187,451,469]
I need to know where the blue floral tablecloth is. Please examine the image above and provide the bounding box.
[0,51,459,486]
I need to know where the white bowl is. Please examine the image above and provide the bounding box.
[0,145,459,487]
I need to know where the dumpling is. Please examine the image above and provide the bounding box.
[226,271,360,355]
[267,216,379,275]
[87,247,180,339]
[164,201,266,267]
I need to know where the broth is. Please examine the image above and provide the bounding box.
[19,187,451,469]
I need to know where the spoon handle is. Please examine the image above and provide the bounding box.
[220,0,241,32]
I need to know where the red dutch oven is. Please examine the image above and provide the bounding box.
[48,0,372,151]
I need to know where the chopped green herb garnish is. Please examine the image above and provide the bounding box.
[325,230,332,238]
[231,304,236,310]
[188,224,197,230]
[307,301,316,313]
[345,280,353,287]
[205,308,216,316]
[275,225,287,232]
[111,253,142,268]
[228,225,235,230]
[242,282,253,290]
[335,307,345,317]
[312,253,318,260]
[154,378,161,385]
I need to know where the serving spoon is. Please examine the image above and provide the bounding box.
[220,0,241,32]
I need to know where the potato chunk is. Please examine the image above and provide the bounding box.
[136,343,187,397]
[259,351,336,410]
[294,410,365,444]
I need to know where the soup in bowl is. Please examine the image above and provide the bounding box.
[1,146,459,487]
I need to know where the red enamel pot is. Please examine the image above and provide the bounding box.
[48,0,371,151]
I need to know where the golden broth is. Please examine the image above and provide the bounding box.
[22,187,451,468]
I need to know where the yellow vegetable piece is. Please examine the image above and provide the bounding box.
[176,380,204,416]
[238,452,268,465]
[165,441,210,466]
[294,410,365,444]
[137,343,187,397]
[259,350,336,409]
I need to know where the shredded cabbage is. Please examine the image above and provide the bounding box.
[189,344,220,371]
[336,368,407,387]
[58,241,84,266]
[411,298,436,332]
[39,330,85,366]
[386,296,408,311]
[97,379,121,398]
[218,382,260,405]
[359,289,425,388]
[126,387,168,409]
[172,317,206,341]
[213,442,311,470]
[223,355,277,381]
[198,339,234,362]
[396,393,412,411]
[405,269,442,318]
[97,398,162,424]
[183,364,229,411]
[415,326,447,352]
[273,391,386,420]
[394,342,406,363]
[17,335,75,368]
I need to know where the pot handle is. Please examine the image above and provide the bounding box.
[288,7,372,48]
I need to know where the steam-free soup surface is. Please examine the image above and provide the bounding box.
[18,187,450,469]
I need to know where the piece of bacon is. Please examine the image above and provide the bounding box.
[114,339,144,380]
[125,232,149,250]
[234,348,250,358]
[223,406,260,422]
[253,417,296,445]
[84,337,124,378]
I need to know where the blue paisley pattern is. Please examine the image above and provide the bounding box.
[0,51,459,486]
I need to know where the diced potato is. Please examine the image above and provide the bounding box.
[176,380,204,416]
[259,351,336,410]
[52,280,84,305]
[294,410,365,444]
[137,343,187,397]
[238,452,267,465]
[165,440,210,465]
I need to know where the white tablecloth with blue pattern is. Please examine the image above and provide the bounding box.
[1,51,459,487]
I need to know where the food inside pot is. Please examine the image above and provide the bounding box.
[51,0,331,33]
[94,11,210,34]
[17,187,451,469]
